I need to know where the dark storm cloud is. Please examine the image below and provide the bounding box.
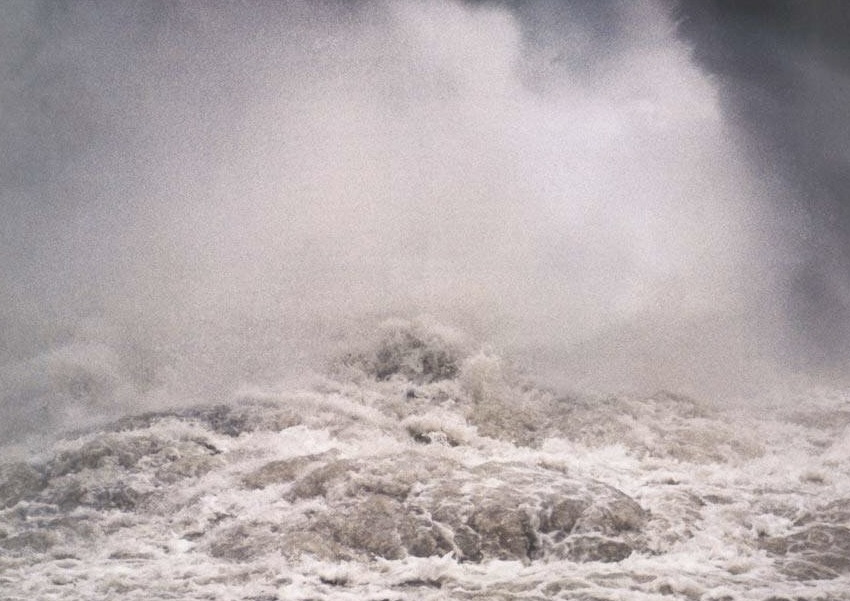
[673,0,850,372]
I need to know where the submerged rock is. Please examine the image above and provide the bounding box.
[242,451,337,490]
[0,462,47,509]
[759,498,850,580]
[249,453,647,564]
[564,535,634,562]
[109,401,303,437]
[0,425,227,557]
[1,386,650,570]
[314,494,414,560]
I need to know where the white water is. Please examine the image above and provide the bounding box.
[2,2,849,598]
[2,320,850,600]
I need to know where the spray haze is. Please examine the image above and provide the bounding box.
[0,0,839,438]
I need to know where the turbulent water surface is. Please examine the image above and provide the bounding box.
[3,1,850,599]
[3,320,850,600]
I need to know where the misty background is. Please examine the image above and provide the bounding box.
[1,0,849,440]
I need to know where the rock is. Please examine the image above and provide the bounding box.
[1,397,650,572]
[272,454,647,563]
[313,494,410,560]
[307,494,453,562]
[0,530,58,553]
[0,463,47,508]
[575,492,647,535]
[207,523,278,562]
[0,425,226,526]
[108,401,302,437]
[242,453,329,490]
[468,503,539,560]
[48,435,165,477]
[540,498,587,533]
[155,452,221,484]
[40,476,145,511]
[564,535,635,562]
[759,498,850,580]
[288,459,358,500]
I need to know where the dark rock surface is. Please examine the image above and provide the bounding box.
[0,462,47,509]
[246,453,648,563]
[0,400,648,567]
[0,427,226,554]
[759,498,850,580]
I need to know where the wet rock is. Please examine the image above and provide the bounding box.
[313,494,411,560]
[342,319,465,383]
[468,503,539,560]
[759,499,850,580]
[288,459,358,500]
[276,529,348,560]
[0,463,47,508]
[242,454,329,490]
[3,429,223,522]
[278,454,647,563]
[575,492,647,535]
[48,435,165,477]
[288,452,442,503]
[155,452,221,484]
[0,530,58,553]
[451,524,484,562]
[0,398,649,575]
[793,499,850,527]
[182,403,302,437]
[49,477,87,511]
[88,484,145,511]
[399,514,453,558]
[109,401,302,437]
[41,477,145,511]
[207,523,278,562]
[779,559,841,581]
[540,498,587,533]
[563,535,635,562]
[183,405,252,437]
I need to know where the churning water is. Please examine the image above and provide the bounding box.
[2,1,850,599]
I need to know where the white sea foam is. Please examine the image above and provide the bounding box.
[2,323,850,599]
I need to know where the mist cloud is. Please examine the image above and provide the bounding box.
[0,0,820,438]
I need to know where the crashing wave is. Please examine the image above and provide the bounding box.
[2,320,850,599]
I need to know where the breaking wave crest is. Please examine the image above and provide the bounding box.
[3,318,850,599]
